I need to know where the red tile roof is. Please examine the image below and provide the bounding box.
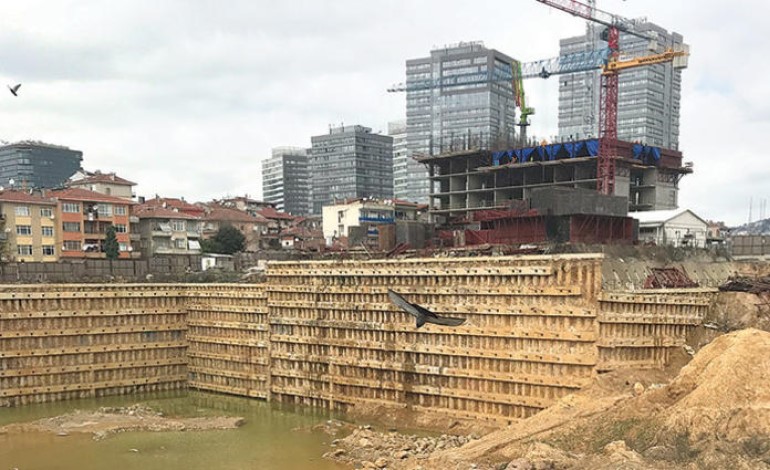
[257,207,295,220]
[0,189,57,205]
[133,205,200,220]
[70,172,136,186]
[143,197,204,214]
[50,188,136,205]
[204,206,267,224]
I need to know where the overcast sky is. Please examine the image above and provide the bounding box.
[0,1,766,225]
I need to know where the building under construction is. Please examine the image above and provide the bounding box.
[420,138,691,246]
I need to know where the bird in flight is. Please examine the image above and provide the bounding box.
[8,84,21,96]
[387,289,466,328]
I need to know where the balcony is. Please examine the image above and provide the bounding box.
[152,222,173,237]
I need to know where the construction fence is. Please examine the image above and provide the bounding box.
[0,255,715,424]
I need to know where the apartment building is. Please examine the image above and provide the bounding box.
[67,170,136,200]
[200,205,268,252]
[50,188,135,259]
[0,190,58,262]
[132,205,202,256]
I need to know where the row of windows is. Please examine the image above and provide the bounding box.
[16,245,55,256]
[14,207,55,217]
[14,204,127,216]
[15,225,55,236]
[60,241,131,252]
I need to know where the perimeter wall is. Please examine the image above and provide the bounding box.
[0,255,715,425]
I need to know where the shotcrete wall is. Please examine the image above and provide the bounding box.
[0,255,714,425]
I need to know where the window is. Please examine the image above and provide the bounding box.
[115,206,127,216]
[41,226,54,237]
[175,239,186,249]
[114,224,127,233]
[62,203,80,213]
[42,245,55,256]
[40,207,53,218]
[15,225,32,235]
[97,204,113,217]
[63,222,81,232]
[118,242,128,252]
[17,245,33,256]
[63,240,81,251]
[15,206,30,216]
[171,220,186,231]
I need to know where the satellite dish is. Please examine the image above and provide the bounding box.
[9,179,15,187]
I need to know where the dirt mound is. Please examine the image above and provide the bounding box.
[660,328,770,443]
[418,329,770,469]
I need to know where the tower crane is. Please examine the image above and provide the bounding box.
[535,0,689,195]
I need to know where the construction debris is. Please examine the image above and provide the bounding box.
[643,267,699,289]
[719,276,770,294]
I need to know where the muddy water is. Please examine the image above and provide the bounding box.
[0,391,347,470]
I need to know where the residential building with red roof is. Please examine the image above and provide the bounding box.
[219,195,275,216]
[68,170,137,200]
[140,196,206,218]
[49,188,136,259]
[132,204,203,256]
[255,206,296,249]
[201,205,268,252]
[0,189,59,262]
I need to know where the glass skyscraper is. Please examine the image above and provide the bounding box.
[0,141,83,189]
[404,42,519,203]
[558,22,686,149]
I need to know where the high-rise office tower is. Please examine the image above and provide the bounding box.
[558,22,686,149]
[405,42,519,203]
[389,120,410,201]
[262,146,311,216]
[0,141,83,189]
[309,125,393,215]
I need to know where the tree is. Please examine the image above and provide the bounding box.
[207,225,245,254]
[104,225,120,260]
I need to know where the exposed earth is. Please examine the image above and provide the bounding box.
[325,326,770,469]
[0,404,245,441]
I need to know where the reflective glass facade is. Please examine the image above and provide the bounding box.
[310,126,393,215]
[558,23,685,149]
[262,147,311,216]
[405,42,518,203]
[0,142,83,189]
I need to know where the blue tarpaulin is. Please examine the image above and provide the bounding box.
[492,139,662,167]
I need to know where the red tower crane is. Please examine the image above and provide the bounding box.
[536,0,664,195]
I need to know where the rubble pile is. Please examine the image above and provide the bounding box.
[324,426,478,469]
[719,276,770,294]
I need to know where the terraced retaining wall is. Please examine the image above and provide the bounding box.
[0,255,714,425]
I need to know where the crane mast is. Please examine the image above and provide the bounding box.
[535,0,667,195]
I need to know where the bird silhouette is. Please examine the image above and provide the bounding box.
[8,84,21,96]
[387,289,466,328]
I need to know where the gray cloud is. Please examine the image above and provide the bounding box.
[0,0,767,225]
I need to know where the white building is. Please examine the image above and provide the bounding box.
[635,209,708,248]
[322,199,395,244]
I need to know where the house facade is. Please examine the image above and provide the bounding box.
[67,170,136,200]
[50,188,136,259]
[0,190,59,262]
[636,209,708,248]
[133,205,202,256]
[201,205,268,252]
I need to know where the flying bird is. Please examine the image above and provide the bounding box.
[8,84,21,96]
[387,289,466,328]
